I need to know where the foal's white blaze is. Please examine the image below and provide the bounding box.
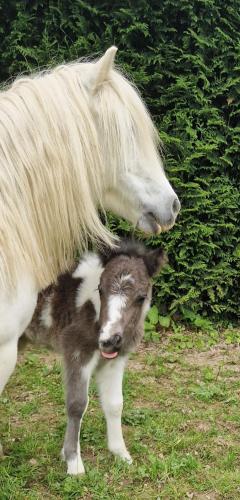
[99,294,126,342]
[73,253,104,318]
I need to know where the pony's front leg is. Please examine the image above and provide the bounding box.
[0,338,18,457]
[62,363,89,475]
[0,273,38,455]
[0,339,18,395]
[96,357,132,464]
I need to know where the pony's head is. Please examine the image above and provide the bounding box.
[84,47,180,234]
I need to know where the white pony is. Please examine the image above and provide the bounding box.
[0,47,180,454]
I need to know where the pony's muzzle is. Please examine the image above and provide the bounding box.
[138,195,181,234]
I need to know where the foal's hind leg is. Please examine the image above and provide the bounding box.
[0,274,37,454]
[96,356,132,463]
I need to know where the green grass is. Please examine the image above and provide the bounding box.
[1,330,240,499]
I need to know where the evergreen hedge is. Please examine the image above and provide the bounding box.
[0,0,239,322]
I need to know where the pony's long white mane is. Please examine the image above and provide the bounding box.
[0,50,160,290]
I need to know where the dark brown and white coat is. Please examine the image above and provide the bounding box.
[25,240,167,475]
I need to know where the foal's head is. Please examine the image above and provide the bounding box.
[98,242,167,359]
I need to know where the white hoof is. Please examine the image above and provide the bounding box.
[111,447,133,464]
[0,442,4,457]
[67,455,85,475]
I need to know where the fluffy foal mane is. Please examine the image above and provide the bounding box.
[0,54,160,290]
[100,239,167,277]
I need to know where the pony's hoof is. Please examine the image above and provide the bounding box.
[0,443,4,458]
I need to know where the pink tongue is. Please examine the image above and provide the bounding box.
[101,351,118,359]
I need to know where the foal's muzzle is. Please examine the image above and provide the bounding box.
[99,334,122,359]
[99,334,122,351]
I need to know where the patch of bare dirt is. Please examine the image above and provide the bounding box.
[187,493,220,500]
[18,342,59,367]
[133,400,161,410]
[214,435,237,447]
[194,421,212,432]
[128,358,146,371]
[183,343,240,368]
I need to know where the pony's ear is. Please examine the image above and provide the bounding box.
[143,248,168,277]
[92,46,117,93]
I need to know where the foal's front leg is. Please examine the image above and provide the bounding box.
[96,356,132,463]
[62,363,89,475]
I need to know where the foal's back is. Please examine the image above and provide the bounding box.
[25,252,104,354]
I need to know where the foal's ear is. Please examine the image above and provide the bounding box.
[143,248,168,277]
[92,46,118,93]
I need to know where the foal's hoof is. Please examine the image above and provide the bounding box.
[67,455,85,475]
[120,451,133,464]
[61,448,85,475]
[0,442,4,458]
[111,447,133,464]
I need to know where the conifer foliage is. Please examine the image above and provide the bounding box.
[0,0,239,320]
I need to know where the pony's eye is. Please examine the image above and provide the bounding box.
[98,284,103,296]
[135,295,146,305]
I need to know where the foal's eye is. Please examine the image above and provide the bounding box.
[135,295,146,305]
[98,285,103,296]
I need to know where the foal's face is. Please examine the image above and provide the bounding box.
[98,256,152,359]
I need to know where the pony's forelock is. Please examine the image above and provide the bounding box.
[95,67,161,180]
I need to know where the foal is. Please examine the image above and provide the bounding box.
[25,240,167,475]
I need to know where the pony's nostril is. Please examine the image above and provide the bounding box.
[172,197,181,215]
